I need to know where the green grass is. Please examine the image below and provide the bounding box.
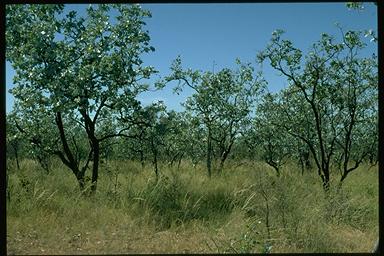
[6,159,378,254]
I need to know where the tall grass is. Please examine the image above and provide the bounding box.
[6,159,378,254]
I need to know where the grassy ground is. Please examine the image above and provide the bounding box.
[6,159,378,254]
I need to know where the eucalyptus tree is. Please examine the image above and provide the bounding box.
[121,128,148,168]
[120,102,175,179]
[331,29,378,184]
[176,112,206,168]
[257,29,377,189]
[274,87,317,174]
[6,4,157,193]
[163,57,264,176]
[96,110,121,162]
[141,102,168,179]
[159,110,188,169]
[252,92,293,176]
[160,110,209,170]
[244,89,313,176]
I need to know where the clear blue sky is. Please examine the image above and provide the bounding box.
[5,3,378,113]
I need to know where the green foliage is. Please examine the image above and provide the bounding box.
[6,4,158,191]
[257,27,377,187]
[163,57,265,174]
[346,2,364,10]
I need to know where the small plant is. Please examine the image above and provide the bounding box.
[231,224,260,253]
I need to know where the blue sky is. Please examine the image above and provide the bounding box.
[5,2,378,113]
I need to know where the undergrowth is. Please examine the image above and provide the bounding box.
[6,159,378,254]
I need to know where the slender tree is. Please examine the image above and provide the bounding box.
[163,57,264,176]
[257,29,377,190]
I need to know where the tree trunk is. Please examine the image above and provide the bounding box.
[299,151,311,175]
[305,156,311,170]
[169,152,179,167]
[218,143,233,174]
[56,111,82,183]
[76,171,86,191]
[90,140,100,194]
[150,137,159,180]
[154,153,158,180]
[36,154,50,174]
[267,161,280,177]
[339,171,348,184]
[12,143,20,170]
[303,150,311,170]
[55,111,96,194]
[300,157,305,175]
[322,166,330,192]
[139,150,145,169]
[206,128,212,178]
[177,153,184,171]
[218,158,225,174]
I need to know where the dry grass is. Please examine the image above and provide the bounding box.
[6,159,378,254]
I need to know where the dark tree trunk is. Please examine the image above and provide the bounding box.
[168,152,180,167]
[177,153,183,171]
[300,157,305,175]
[76,171,86,191]
[322,166,330,192]
[340,171,348,184]
[12,143,20,170]
[218,141,233,174]
[55,112,90,193]
[90,140,99,194]
[299,151,311,175]
[139,150,145,169]
[206,127,212,178]
[266,160,280,177]
[150,137,159,180]
[303,150,311,170]
[305,157,311,170]
[218,158,225,174]
[79,108,102,195]
[36,154,50,174]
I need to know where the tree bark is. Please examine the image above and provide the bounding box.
[177,153,184,170]
[218,141,233,174]
[150,137,159,180]
[322,166,330,192]
[12,143,20,170]
[55,112,86,191]
[266,160,280,177]
[90,140,99,194]
[76,171,86,191]
[140,150,145,169]
[206,127,212,178]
